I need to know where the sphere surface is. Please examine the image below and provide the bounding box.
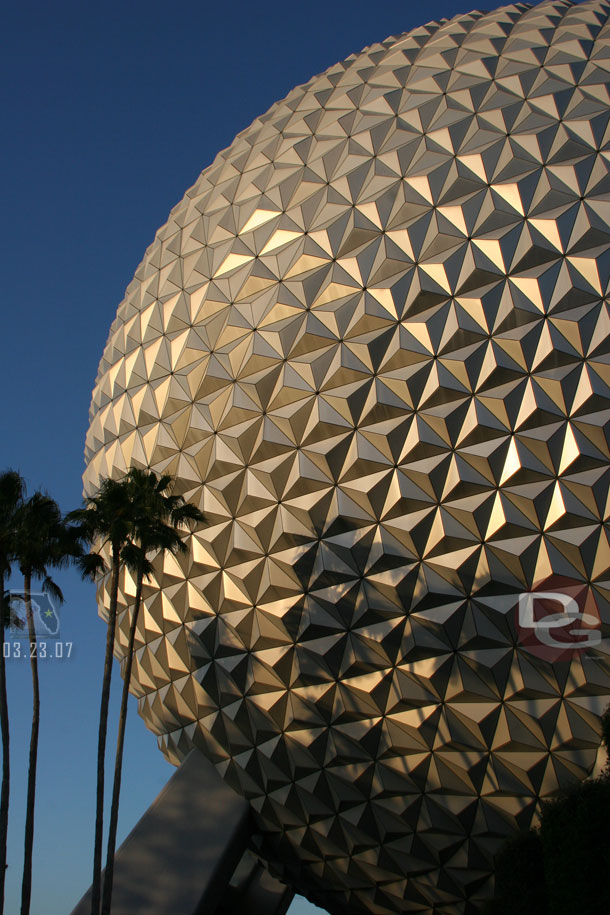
[85,2,610,911]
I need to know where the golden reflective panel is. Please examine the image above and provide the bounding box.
[85,1,610,912]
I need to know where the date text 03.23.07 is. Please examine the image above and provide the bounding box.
[3,641,73,659]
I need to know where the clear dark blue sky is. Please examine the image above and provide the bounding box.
[1,0,509,911]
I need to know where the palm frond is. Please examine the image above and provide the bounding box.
[0,469,26,507]
[41,576,64,606]
[78,552,107,581]
[0,468,26,575]
[120,543,154,580]
[172,502,206,528]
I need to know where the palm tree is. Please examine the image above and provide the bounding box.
[100,471,204,915]
[0,470,25,914]
[67,474,144,915]
[12,492,81,915]
[69,468,203,915]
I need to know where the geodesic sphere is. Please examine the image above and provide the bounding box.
[85,2,610,912]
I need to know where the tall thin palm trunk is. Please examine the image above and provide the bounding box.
[0,571,9,914]
[101,573,143,915]
[91,549,120,915]
[21,570,38,915]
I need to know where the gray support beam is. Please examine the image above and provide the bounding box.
[70,749,254,915]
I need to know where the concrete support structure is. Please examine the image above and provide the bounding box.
[70,750,294,915]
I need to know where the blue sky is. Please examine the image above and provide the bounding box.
[1,0,500,911]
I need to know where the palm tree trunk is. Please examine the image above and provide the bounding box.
[0,571,9,915]
[101,571,143,915]
[91,548,121,915]
[20,570,38,915]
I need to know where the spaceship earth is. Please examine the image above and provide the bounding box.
[85,1,610,912]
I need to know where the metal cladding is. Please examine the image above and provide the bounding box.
[85,1,610,912]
